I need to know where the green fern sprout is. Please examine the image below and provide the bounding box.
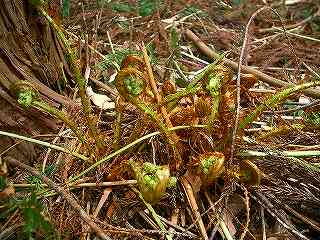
[239,80,320,130]
[304,111,320,128]
[129,160,171,204]
[11,81,90,152]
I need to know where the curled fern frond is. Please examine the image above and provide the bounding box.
[201,65,232,92]
[121,55,145,69]
[10,81,39,109]
[162,79,177,96]
[195,95,212,118]
[201,64,234,133]
[239,160,262,185]
[115,67,148,102]
[197,152,225,184]
[170,106,195,127]
[10,81,89,150]
[129,160,170,204]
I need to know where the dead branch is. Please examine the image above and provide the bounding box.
[184,29,320,99]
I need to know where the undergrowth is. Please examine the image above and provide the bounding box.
[1,1,320,239]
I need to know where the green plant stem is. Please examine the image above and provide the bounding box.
[13,180,137,189]
[239,80,320,130]
[68,125,206,183]
[239,150,320,158]
[164,55,224,110]
[37,6,103,150]
[132,187,173,240]
[0,131,88,162]
[135,101,172,140]
[173,60,188,86]
[219,219,234,240]
[32,101,88,149]
[112,110,122,150]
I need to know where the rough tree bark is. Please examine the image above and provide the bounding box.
[0,0,76,160]
[0,0,79,130]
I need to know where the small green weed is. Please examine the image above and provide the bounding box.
[138,0,161,16]
[62,0,70,17]
[27,164,56,191]
[21,193,55,239]
[180,5,208,17]
[110,0,163,17]
[111,2,134,13]
[1,193,55,239]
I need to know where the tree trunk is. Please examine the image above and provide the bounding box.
[0,0,77,133]
[0,0,77,161]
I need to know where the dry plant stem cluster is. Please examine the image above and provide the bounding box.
[184,30,320,99]
[230,6,269,167]
[37,5,103,151]
[180,176,208,240]
[251,191,310,240]
[1,122,320,189]
[114,54,185,172]
[141,43,183,166]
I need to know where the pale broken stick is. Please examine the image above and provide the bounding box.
[180,176,209,240]
[184,29,320,99]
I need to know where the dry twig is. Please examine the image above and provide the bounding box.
[180,176,209,240]
[184,30,320,99]
[230,6,269,167]
[5,156,111,240]
[239,188,250,240]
